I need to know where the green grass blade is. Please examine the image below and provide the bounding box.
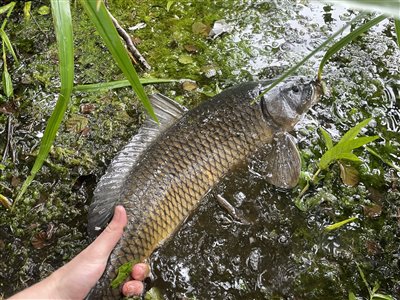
[372,294,394,300]
[321,0,400,18]
[356,263,372,296]
[0,2,15,30]
[13,0,74,209]
[365,146,400,172]
[335,152,361,162]
[318,15,387,80]
[319,152,360,169]
[74,78,178,92]
[167,1,175,11]
[24,1,32,22]
[320,127,333,150]
[2,68,13,97]
[395,19,400,48]
[0,2,15,16]
[253,13,366,103]
[0,28,18,63]
[79,0,157,122]
[348,292,357,300]
[2,41,13,97]
[325,217,358,231]
[339,118,372,144]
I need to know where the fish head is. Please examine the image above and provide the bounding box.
[261,78,323,131]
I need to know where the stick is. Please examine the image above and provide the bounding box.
[107,10,151,71]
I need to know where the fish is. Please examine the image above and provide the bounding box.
[86,78,322,299]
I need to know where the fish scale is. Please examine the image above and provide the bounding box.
[87,80,322,299]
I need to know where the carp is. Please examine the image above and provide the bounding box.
[87,78,322,298]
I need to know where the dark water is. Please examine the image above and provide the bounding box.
[0,0,399,299]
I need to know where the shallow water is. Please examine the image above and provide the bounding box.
[0,0,399,299]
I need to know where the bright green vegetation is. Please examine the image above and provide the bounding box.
[12,0,74,209]
[297,118,380,204]
[0,0,400,299]
[349,264,394,300]
[14,0,161,207]
[0,2,18,98]
[322,0,400,18]
[110,259,138,289]
[325,216,358,231]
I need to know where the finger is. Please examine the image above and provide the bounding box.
[121,280,144,297]
[86,205,128,258]
[131,263,150,281]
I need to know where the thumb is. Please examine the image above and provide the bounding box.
[86,205,128,259]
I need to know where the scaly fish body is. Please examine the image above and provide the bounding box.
[88,79,322,299]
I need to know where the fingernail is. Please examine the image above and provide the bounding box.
[113,205,122,221]
[123,281,144,296]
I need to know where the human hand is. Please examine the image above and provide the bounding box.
[9,205,150,299]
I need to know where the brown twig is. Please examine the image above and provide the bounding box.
[106,9,151,71]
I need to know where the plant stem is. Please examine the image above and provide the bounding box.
[317,14,386,80]
[395,18,400,48]
[311,168,322,182]
[298,168,322,199]
[252,12,366,104]
[298,181,310,199]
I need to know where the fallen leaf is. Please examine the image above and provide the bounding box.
[339,161,359,187]
[182,81,198,91]
[178,54,193,65]
[366,240,382,255]
[192,22,210,36]
[38,5,50,15]
[65,114,89,133]
[184,44,199,53]
[363,204,382,218]
[80,103,95,114]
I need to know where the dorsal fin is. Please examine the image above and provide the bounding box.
[87,94,187,237]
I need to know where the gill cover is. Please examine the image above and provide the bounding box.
[261,78,320,131]
[257,78,321,188]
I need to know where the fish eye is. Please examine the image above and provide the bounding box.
[291,86,300,93]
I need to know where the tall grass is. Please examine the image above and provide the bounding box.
[0,1,17,98]
[13,0,74,209]
[79,0,157,121]
[12,0,161,208]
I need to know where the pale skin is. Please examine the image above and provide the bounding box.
[9,206,149,299]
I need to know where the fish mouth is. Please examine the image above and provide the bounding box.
[309,79,324,105]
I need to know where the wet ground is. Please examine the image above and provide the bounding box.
[0,0,399,299]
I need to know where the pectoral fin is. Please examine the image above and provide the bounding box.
[256,133,301,189]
